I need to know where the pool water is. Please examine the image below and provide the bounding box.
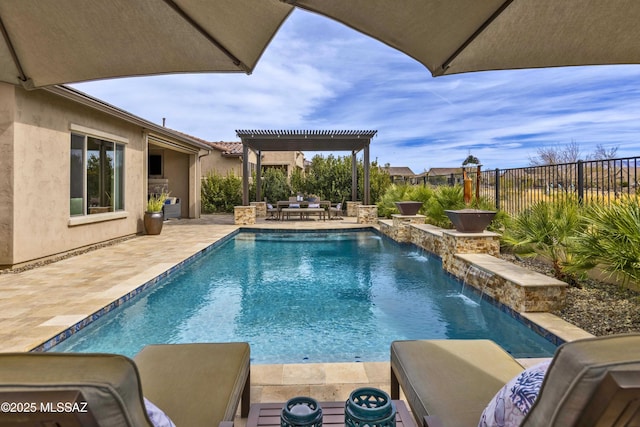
[53,231,557,363]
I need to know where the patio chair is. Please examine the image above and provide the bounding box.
[266,203,279,220]
[329,202,343,220]
[391,333,640,427]
[0,342,251,427]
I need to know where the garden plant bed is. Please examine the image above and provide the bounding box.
[499,253,640,336]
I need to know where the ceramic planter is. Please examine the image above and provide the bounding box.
[445,209,496,233]
[144,211,164,235]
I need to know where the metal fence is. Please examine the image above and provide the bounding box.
[434,156,640,215]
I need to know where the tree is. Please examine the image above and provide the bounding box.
[462,154,480,165]
[589,144,619,160]
[528,140,581,165]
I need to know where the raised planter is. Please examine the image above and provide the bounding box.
[445,209,496,233]
[395,201,423,215]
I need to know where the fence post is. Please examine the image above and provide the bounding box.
[577,160,584,205]
[494,168,500,211]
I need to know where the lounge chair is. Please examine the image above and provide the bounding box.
[0,342,251,427]
[391,333,640,427]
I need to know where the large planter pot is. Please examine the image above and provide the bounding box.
[445,209,497,233]
[144,211,164,235]
[394,201,423,215]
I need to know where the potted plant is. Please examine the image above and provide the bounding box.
[144,192,169,235]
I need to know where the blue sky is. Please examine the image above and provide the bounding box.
[71,9,640,173]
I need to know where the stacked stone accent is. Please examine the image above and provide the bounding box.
[346,201,361,217]
[440,230,500,274]
[357,205,378,224]
[410,224,443,256]
[391,214,426,242]
[234,206,256,225]
[250,201,267,217]
[380,219,567,313]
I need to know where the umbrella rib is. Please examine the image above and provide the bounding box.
[0,13,30,85]
[161,0,251,74]
[437,0,515,76]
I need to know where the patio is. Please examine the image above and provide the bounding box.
[0,214,583,426]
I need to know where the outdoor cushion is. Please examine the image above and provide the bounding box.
[478,360,551,427]
[391,340,525,427]
[289,203,300,208]
[134,342,251,427]
[308,203,320,208]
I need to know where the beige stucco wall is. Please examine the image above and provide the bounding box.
[200,150,255,178]
[0,84,15,264]
[163,149,190,218]
[262,151,304,176]
[5,85,146,266]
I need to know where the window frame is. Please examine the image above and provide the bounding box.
[69,125,127,220]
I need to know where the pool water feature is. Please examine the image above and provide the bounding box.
[53,231,557,363]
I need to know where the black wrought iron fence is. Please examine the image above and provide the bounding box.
[472,156,640,215]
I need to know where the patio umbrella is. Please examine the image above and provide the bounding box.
[0,0,293,88]
[287,0,640,76]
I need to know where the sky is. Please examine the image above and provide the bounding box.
[71,9,640,173]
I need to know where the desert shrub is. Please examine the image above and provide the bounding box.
[261,167,292,203]
[376,184,435,218]
[201,171,242,213]
[569,197,640,286]
[425,185,466,227]
[501,197,585,284]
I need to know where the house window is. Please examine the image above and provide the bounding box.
[70,132,124,216]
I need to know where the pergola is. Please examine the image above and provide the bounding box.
[236,130,377,206]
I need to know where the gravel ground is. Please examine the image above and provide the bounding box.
[500,254,640,336]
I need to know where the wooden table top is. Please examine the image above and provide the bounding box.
[247,400,417,427]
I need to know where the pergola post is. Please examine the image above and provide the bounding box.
[364,143,370,205]
[242,142,250,205]
[352,150,358,202]
[256,149,262,202]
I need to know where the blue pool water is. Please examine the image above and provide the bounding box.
[53,231,557,363]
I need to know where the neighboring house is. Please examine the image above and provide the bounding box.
[382,166,415,184]
[425,167,464,185]
[200,141,304,178]
[0,83,210,268]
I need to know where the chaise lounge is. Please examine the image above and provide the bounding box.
[0,342,251,427]
[391,334,640,427]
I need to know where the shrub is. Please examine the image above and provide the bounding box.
[501,197,585,284]
[425,185,466,227]
[570,197,640,286]
[201,171,242,213]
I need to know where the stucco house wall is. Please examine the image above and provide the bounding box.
[0,83,207,268]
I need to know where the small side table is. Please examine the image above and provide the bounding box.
[247,400,417,427]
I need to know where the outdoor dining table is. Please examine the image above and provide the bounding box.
[276,200,331,220]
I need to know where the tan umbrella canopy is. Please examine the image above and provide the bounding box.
[287,0,640,77]
[0,0,293,88]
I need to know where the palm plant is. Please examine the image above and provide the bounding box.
[425,185,465,228]
[501,198,585,284]
[570,197,640,286]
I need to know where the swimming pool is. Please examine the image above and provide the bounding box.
[52,230,557,363]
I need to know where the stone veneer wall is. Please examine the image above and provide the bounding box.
[346,201,361,217]
[250,201,267,217]
[234,206,256,225]
[390,214,426,242]
[357,205,378,224]
[380,219,567,312]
